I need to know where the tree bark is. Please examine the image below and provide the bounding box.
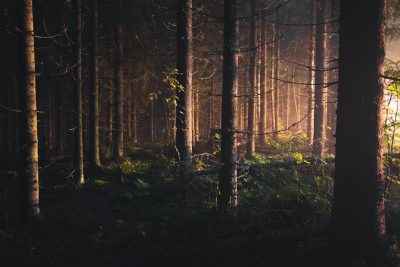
[219,0,238,208]
[208,76,215,139]
[267,23,275,133]
[259,10,267,145]
[89,0,100,168]
[19,0,40,220]
[113,0,124,161]
[330,0,386,261]
[246,0,256,157]
[73,0,84,184]
[195,87,199,142]
[307,0,316,146]
[272,10,280,138]
[313,0,327,158]
[107,78,113,148]
[175,0,193,179]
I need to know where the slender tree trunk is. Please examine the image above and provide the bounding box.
[330,0,386,262]
[313,0,327,158]
[192,87,199,144]
[73,0,84,184]
[267,22,275,133]
[113,0,124,161]
[307,1,315,145]
[259,10,267,145]
[246,0,256,157]
[285,81,290,131]
[209,76,215,138]
[326,3,339,155]
[175,0,193,179]
[273,10,280,138]
[19,0,40,220]
[219,0,238,208]
[89,0,100,168]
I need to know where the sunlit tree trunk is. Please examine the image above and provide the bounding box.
[89,0,100,168]
[219,0,238,208]
[113,0,124,161]
[175,0,193,179]
[330,0,386,262]
[285,81,290,131]
[326,2,339,155]
[313,0,327,158]
[272,9,280,138]
[19,0,40,220]
[259,10,267,144]
[246,0,256,157]
[73,0,84,184]
[307,0,315,145]
[267,22,275,133]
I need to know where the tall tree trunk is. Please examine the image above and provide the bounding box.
[259,10,267,145]
[246,0,256,157]
[89,0,100,168]
[19,0,40,220]
[272,9,280,138]
[192,87,199,144]
[267,22,275,133]
[307,0,315,145]
[330,0,386,262]
[285,81,290,131]
[208,76,215,139]
[73,0,84,184]
[175,0,193,179]
[113,0,124,161]
[313,0,327,158]
[219,0,238,208]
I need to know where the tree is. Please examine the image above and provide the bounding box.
[19,0,40,220]
[313,0,327,158]
[73,0,84,185]
[246,0,256,158]
[259,3,267,145]
[89,0,100,168]
[330,0,386,262]
[272,9,280,138]
[307,0,316,145]
[219,0,239,208]
[175,0,193,179]
[267,22,275,134]
[113,0,124,161]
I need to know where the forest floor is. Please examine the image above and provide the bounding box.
[1,140,400,266]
